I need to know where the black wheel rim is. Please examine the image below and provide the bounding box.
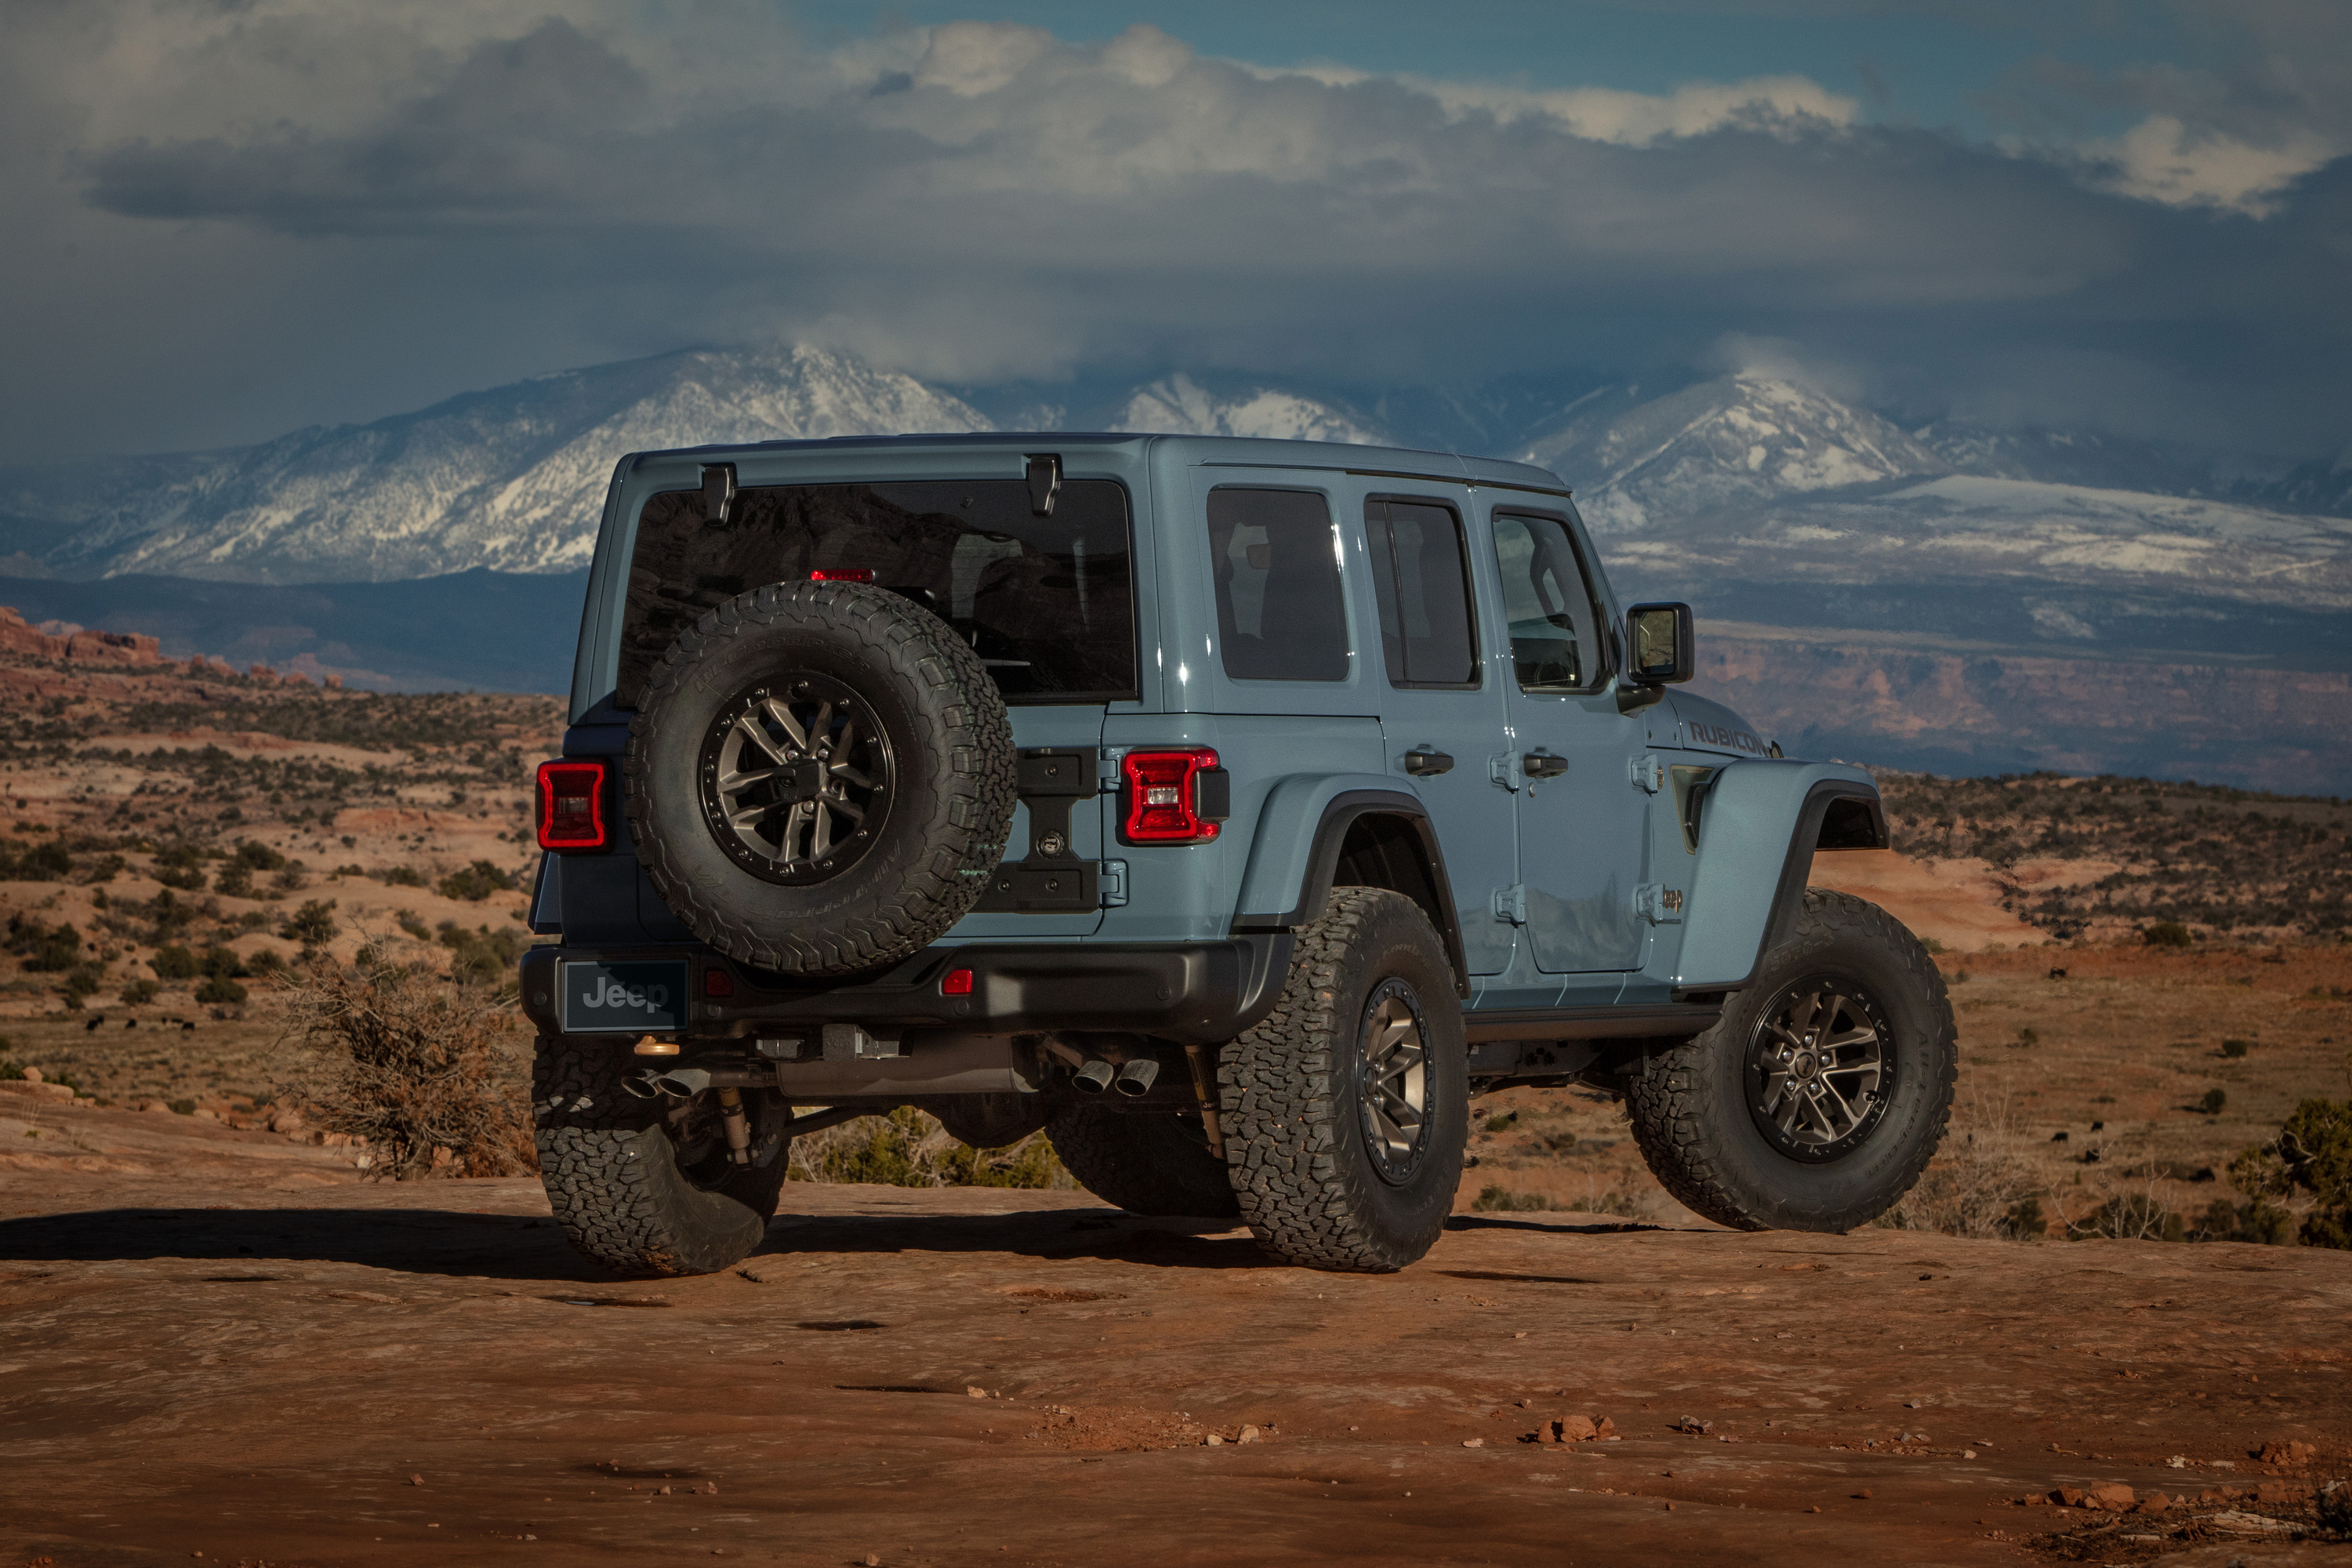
[1356,978,1432,1184]
[1743,973,1896,1163]
[698,673,893,885]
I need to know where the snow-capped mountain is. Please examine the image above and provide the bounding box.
[1520,373,1952,533]
[1117,374,1387,444]
[0,346,991,583]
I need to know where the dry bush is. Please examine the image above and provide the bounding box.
[786,1105,1073,1190]
[1878,1091,2043,1238]
[274,936,536,1181]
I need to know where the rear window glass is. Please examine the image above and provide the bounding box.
[619,479,1136,708]
[1207,487,1349,681]
[1365,498,1479,688]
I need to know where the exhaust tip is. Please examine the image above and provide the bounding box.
[1073,1058,1116,1095]
[621,1073,663,1100]
[1113,1058,1160,1097]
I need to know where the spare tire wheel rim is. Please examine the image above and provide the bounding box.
[1358,977,1432,1183]
[697,673,895,885]
[1744,973,1896,1163]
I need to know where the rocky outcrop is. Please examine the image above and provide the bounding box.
[0,607,162,666]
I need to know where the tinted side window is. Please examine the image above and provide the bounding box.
[1207,487,1349,681]
[1491,511,1606,694]
[1365,498,1479,688]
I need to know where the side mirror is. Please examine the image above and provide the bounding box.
[1625,603,1693,684]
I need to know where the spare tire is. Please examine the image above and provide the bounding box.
[626,579,1016,977]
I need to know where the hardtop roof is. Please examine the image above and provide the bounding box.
[624,431,1572,495]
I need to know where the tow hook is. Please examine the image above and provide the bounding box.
[718,1086,753,1166]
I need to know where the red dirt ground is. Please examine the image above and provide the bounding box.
[2,1102,2347,1567]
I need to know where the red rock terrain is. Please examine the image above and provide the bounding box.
[2,1096,2347,1566]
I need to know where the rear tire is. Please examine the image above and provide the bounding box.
[1218,887,1468,1271]
[532,1037,791,1278]
[1046,1105,1240,1218]
[1624,891,1955,1232]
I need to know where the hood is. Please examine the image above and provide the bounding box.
[1666,691,1778,760]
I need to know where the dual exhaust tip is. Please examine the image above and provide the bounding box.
[622,1067,712,1100]
[1072,1058,1160,1098]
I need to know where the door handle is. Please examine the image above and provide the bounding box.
[1403,748,1454,777]
[1523,750,1569,779]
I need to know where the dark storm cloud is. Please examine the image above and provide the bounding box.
[5,4,2348,462]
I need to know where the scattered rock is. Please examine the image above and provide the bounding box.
[657,1484,673,1496]
[408,1474,424,1486]
[2050,1486,2084,1508]
[2257,1439,2317,1466]
[1673,1417,1714,1435]
[20,1066,41,1083]
[1854,1489,1872,1501]
[2085,1483,2136,1511]
[2133,1492,2170,1514]
[967,1386,987,1399]
[1462,1438,1484,1449]
[1238,1426,1260,1445]
[1205,1435,1221,1446]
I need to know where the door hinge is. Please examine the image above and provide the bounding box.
[1493,884,1528,924]
[1488,752,1522,792]
[1100,858,1128,907]
[1635,883,1685,924]
[1630,754,1665,793]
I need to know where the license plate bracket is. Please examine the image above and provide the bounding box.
[559,959,689,1034]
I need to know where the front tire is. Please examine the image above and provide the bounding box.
[533,1037,791,1278]
[1625,891,1956,1232]
[1218,887,1468,1271]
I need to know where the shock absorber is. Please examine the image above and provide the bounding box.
[717,1086,753,1166]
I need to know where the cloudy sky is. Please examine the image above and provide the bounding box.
[4,0,2347,465]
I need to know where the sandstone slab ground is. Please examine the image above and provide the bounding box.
[2,1102,2348,1566]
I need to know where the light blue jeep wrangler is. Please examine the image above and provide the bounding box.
[521,434,1955,1276]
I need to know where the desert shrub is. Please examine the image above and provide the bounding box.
[1472,1185,1558,1212]
[274,944,537,1181]
[212,863,256,898]
[2221,1038,2252,1058]
[2199,1087,2228,1115]
[234,840,286,872]
[0,837,75,881]
[64,964,103,997]
[2067,1191,2186,1243]
[6,916,83,971]
[119,978,159,1005]
[2015,1026,2040,1048]
[786,1105,1069,1190]
[151,943,199,979]
[395,909,433,940]
[0,1058,20,1080]
[437,860,515,902]
[151,844,207,891]
[82,853,124,884]
[1884,1095,2041,1238]
[2142,921,2194,948]
[279,899,339,948]
[378,866,427,888]
[195,975,249,1006]
[2229,1098,2352,1250]
[1484,1111,1517,1133]
[245,946,285,973]
[168,1098,194,1115]
[437,921,525,986]
[270,862,308,895]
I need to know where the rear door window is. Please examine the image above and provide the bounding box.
[619,479,1136,709]
[1364,498,1479,688]
[1207,487,1350,681]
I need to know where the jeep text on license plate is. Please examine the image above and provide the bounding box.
[560,960,688,1034]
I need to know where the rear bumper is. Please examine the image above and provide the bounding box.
[518,935,1294,1045]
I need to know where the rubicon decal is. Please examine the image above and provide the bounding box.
[1686,720,1770,756]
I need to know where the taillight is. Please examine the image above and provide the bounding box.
[941,967,974,996]
[810,568,875,583]
[1121,749,1227,844]
[535,760,608,851]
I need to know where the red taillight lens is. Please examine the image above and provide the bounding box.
[942,967,974,996]
[810,568,875,583]
[703,969,735,998]
[1122,749,1221,844]
[535,760,608,851]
